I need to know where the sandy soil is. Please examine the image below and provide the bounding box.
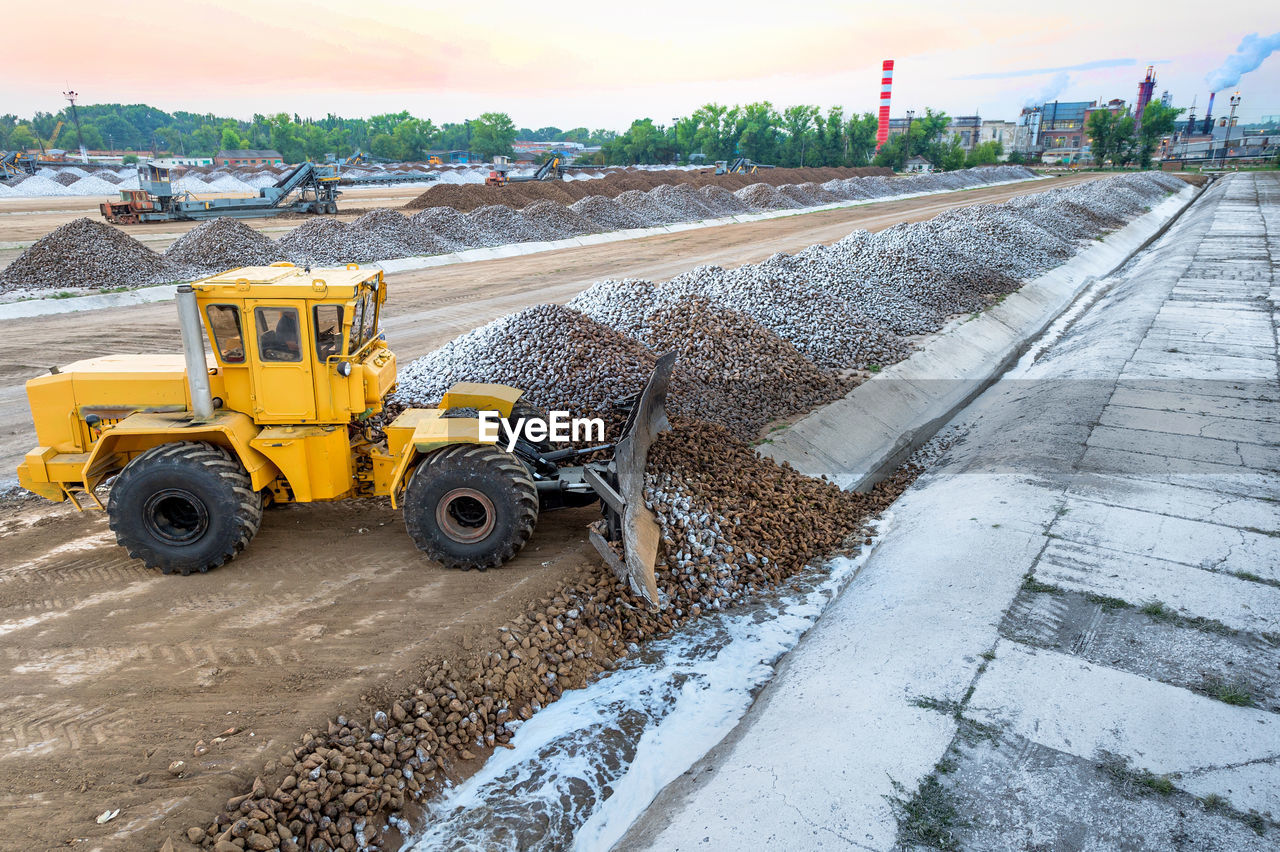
[0,173,1103,851]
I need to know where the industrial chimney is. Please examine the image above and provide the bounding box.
[876,60,894,151]
[1201,91,1216,135]
[1135,66,1156,126]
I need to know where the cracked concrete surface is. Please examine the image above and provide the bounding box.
[617,173,1280,849]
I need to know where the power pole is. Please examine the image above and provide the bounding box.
[63,89,88,163]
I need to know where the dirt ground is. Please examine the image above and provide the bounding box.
[0,173,1104,851]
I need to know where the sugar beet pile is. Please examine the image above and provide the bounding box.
[188,171,1186,852]
[0,165,1034,294]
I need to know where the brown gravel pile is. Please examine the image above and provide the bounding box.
[734,183,800,210]
[637,296,856,438]
[0,217,180,292]
[404,183,488,212]
[569,196,648,230]
[163,217,287,273]
[402,166,894,212]
[52,171,81,186]
[190,420,916,852]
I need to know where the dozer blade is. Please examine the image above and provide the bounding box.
[587,352,676,607]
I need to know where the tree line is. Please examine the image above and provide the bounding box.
[0,106,620,163]
[0,101,1011,169]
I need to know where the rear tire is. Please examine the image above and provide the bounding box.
[107,442,262,575]
[403,444,539,571]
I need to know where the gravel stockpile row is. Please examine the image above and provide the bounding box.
[0,218,179,292]
[164,218,287,273]
[403,165,893,212]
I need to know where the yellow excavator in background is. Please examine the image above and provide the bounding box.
[17,264,673,605]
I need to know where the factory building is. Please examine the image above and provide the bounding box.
[213,149,285,167]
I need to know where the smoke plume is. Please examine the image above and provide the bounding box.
[1022,72,1070,108]
[1205,32,1280,91]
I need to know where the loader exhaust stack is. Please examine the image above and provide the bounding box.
[175,284,214,420]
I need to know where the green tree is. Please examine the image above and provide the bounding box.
[220,127,243,150]
[10,125,36,150]
[872,133,908,169]
[844,112,879,165]
[1112,115,1137,166]
[965,140,1003,167]
[781,104,820,167]
[469,112,517,160]
[1086,109,1116,167]
[1136,101,1184,167]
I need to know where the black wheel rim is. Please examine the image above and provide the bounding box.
[143,488,210,545]
[436,488,495,544]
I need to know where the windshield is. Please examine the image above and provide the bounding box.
[347,288,379,354]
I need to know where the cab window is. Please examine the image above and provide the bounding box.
[255,306,302,362]
[206,304,245,364]
[314,305,344,361]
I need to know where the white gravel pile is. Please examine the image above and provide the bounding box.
[569,196,648,230]
[278,219,350,265]
[468,204,544,244]
[521,200,602,238]
[341,208,421,260]
[613,190,679,225]
[392,303,663,421]
[0,217,180,292]
[205,175,257,194]
[11,175,74,197]
[648,185,714,221]
[662,264,912,369]
[66,174,124,196]
[697,185,750,215]
[568,278,665,334]
[734,183,799,210]
[164,217,286,274]
[409,207,489,248]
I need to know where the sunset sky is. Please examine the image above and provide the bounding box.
[6,1,1279,128]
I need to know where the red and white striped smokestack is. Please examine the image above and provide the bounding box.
[876,60,894,151]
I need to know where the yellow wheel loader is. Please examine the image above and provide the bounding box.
[17,264,672,605]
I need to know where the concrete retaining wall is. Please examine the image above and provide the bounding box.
[760,182,1203,490]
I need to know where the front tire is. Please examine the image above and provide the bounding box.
[403,445,538,571]
[107,442,262,575]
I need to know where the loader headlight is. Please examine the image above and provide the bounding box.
[337,362,352,377]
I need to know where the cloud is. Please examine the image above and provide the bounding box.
[1205,32,1280,91]
[956,58,1136,80]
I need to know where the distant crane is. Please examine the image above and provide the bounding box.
[63,89,88,163]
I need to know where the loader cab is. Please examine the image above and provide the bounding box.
[194,264,395,426]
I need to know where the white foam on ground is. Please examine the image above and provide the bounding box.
[403,519,887,852]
